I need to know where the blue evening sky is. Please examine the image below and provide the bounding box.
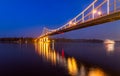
[0,0,120,40]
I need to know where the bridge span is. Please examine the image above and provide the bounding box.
[38,0,120,38]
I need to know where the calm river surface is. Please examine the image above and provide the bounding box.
[0,40,120,76]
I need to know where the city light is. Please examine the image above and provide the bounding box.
[104,39,115,52]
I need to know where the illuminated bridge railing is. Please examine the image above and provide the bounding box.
[58,0,120,29]
[40,0,120,38]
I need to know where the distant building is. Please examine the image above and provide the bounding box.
[104,39,115,44]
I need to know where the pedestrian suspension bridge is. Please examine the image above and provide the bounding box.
[37,0,120,41]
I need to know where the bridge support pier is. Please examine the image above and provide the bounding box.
[37,36,50,43]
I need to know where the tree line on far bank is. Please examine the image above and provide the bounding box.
[0,37,34,43]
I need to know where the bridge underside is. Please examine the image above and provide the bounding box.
[43,11,120,37]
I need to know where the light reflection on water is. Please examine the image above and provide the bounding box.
[104,39,115,53]
[104,43,115,53]
[88,68,107,76]
[34,37,107,76]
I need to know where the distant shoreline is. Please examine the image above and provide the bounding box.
[0,37,34,43]
[0,38,119,43]
[51,38,103,43]
[51,38,120,43]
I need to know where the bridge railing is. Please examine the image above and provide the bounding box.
[59,0,98,30]
[60,0,120,29]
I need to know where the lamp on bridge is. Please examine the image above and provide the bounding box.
[69,21,76,26]
[93,10,97,14]
[98,11,102,16]
[73,22,76,25]
[69,21,73,25]
[93,10,102,16]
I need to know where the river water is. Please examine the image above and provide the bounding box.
[0,39,120,76]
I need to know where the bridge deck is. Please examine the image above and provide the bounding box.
[46,11,120,36]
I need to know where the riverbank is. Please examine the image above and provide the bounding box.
[0,37,34,44]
